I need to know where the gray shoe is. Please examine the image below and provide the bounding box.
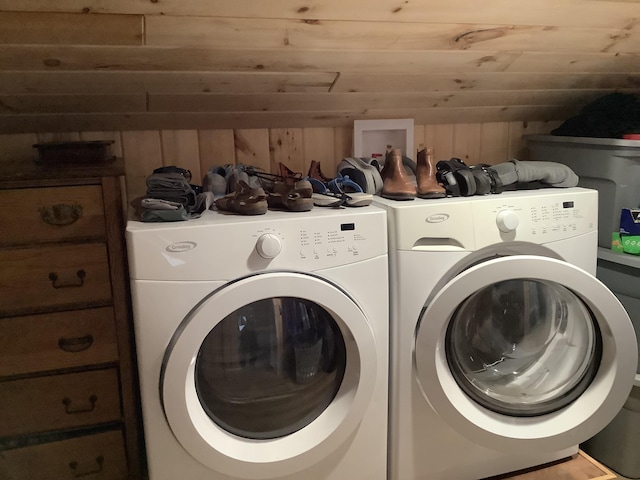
[202,165,228,198]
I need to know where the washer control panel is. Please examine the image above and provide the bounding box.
[473,189,598,247]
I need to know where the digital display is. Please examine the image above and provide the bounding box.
[341,223,355,231]
[563,201,574,208]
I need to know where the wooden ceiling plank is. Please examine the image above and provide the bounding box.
[0,71,636,95]
[0,94,146,113]
[0,105,583,133]
[145,16,640,55]
[0,46,639,74]
[0,12,142,46]
[0,0,637,29]
[0,46,517,73]
[0,71,336,94]
[145,90,623,113]
[333,72,640,92]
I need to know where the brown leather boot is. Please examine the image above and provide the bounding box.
[381,148,416,200]
[416,145,446,199]
[380,144,394,179]
[307,160,331,182]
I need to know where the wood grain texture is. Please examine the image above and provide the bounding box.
[160,129,201,179]
[234,129,271,172]
[0,71,337,94]
[0,1,637,132]
[0,105,583,133]
[0,11,143,45]
[198,129,236,174]
[144,15,640,54]
[121,130,163,202]
[490,450,617,480]
[1,0,639,28]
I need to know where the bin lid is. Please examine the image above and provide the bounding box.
[525,134,640,149]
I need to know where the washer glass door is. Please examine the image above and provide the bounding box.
[161,272,377,478]
[446,278,598,416]
[414,255,637,452]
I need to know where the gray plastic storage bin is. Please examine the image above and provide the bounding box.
[580,248,640,479]
[582,383,640,479]
[525,135,640,248]
[596,248,640,374]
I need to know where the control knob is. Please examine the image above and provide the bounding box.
[256,233,282,259]
[496,209,519,233]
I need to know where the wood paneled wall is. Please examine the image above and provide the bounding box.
[0,120,560,204]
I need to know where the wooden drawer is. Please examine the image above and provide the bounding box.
[0,369,122,437]
[0,307,119,377]
[0,185,106,246]
[0,243,112,315]
[0,430,128,480]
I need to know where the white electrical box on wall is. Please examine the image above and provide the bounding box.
[353,119,414,160]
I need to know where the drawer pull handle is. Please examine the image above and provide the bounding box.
[49,269,86,288]
[39,203,83,226]
[69,455,104,477]
[58,335,94,353]
[62,394,98,414]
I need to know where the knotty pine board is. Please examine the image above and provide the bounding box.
[0,107,575,134]
[0,0,638,29]
[143,15,640,54]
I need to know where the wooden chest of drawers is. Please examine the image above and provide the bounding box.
[0,161,142,480]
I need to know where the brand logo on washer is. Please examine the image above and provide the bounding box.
[166,241,197,252]
[426,213,449,223]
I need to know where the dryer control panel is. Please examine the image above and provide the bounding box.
[126,206,388,281]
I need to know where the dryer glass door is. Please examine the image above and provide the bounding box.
[414,255,637,452]
[160,272,378,478]
[195,296,346,439]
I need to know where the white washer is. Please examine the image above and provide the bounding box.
[375,187,637,480]
[126,207,388,480]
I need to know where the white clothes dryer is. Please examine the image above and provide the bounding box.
[375,187,637,480]
[126,206,388,480]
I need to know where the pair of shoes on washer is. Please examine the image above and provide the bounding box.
[436,158,503,197]
[305,160,373,207]
[380,145,447,201]
[214,180,268,215]
[244,163,314,212]
[203,164,262,198]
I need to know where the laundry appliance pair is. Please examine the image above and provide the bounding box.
[127,187,637,480]
[374,186,637,480]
